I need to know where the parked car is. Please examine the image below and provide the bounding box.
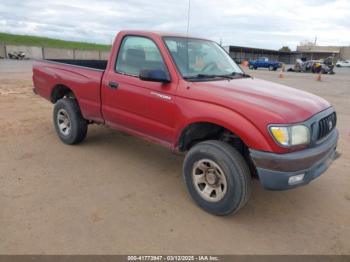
[248,57,281,70]
[288,58,335,74]
[32,31,339,215]
[8,51,26,60]
[336,60,350,67]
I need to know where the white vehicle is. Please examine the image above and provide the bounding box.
[336,60,350,67]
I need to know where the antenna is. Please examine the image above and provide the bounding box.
[185,0,191,74]
[186,0,191,36]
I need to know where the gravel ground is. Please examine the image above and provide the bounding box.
[0,60,349,254]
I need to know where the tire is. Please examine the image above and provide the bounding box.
[183,140,251,216]
[53,98,88,145]
[268,65,274,71]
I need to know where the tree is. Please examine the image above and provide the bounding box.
[279,46,291,52]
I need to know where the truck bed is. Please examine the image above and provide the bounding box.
[46,59,108,70]
[32,59,105,123]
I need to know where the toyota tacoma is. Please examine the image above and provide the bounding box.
[32,31,339,215]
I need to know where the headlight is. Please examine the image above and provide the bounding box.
[269,125,310,146]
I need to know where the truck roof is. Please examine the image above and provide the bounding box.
[118,30,208,40]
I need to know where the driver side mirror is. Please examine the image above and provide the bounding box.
[139,69,170,83]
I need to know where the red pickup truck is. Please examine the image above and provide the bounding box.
[32,31,338,215]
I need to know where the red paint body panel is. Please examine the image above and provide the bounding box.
[32,31,331,154]
[32,60,104,123]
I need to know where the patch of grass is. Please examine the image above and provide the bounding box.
[0,32,111,51]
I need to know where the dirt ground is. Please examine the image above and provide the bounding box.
[0,60,349,255]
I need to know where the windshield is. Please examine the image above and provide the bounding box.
[163,37,244,80]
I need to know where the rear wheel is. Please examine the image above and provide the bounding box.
[53,98,88,145]
[268,65,274,71]
[183,140,251,216]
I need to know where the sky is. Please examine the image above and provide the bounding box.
[0,0,349,50]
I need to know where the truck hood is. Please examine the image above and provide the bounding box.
[190,77,330,123]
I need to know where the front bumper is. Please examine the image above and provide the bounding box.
[250,129,339,190]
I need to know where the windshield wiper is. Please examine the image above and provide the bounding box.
[184,72,251,81]
[226,72,251,78]
[184,74,235,80]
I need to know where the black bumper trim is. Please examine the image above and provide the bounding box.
[250,129,338,190]
[250,129,338,172]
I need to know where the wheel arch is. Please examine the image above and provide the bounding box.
[176,120,268,178]
[50,84,77,103]
[176,117,272,153]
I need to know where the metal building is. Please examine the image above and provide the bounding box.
[225,45,350,65]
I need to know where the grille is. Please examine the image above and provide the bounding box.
[317,112,336,140]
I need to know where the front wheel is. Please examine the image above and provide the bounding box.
[268,65,274,71]
[53,98,88,145]
[183,140,251,216]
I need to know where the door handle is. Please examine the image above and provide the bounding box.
[108,81,119,89]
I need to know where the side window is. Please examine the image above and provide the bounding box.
[116,36,167,76]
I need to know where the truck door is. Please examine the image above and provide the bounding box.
[101,35,178,145]
[259,57,266,68]
[256,57,263,68]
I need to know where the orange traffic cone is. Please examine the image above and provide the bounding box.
[316,72,322,81]
[279,63,285,78]
[242,60,249,68]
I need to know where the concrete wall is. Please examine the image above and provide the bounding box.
[74,49,100,60]
[2,43,349,62]
[43,47,74,59]
[340,47,350,60]
[99,51,110,60]
[1,44,110,60]
[0,44,5,58]
[5,45,43,59]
